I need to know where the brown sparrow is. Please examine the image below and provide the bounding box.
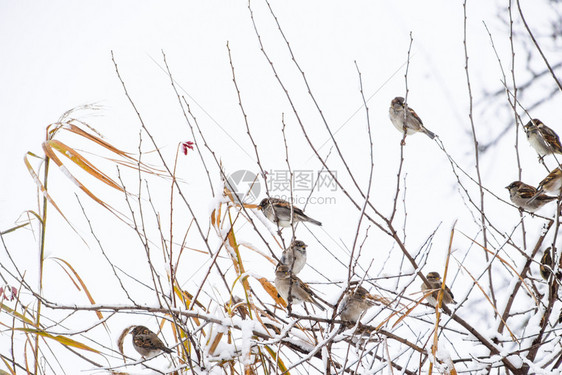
[389,97,435,139]
[540,248,553,281]
[506,181,557,212]
[280,240,307,274]
[523,119,562,157]
[274,264,325,311]
[421,272,456,307]
[339,286,377,322]
[130,325,172,357]
[538,167,562,195]
[258,198,321,227]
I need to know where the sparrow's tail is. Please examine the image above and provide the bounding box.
[527,189,545,205]
[304,216,322,226]
[423,127,436,139]
[162,346,173,354]
[542,195,558,203]
[311,298,326,311]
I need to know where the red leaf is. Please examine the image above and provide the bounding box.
[181,141,195,155]
[0,285,17,301]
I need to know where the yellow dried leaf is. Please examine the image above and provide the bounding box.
[390,294,430,329]
[52,257,104,320]
[16,328,99,353]
[117,326,134,357]
[208,332,224,355]
[24,152,81,235]
[0,303,35,325]
[0,356,15,375]
[45,139,124,191]
[257,277,286,308]
[264,345,289,374]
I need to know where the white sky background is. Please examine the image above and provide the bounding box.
[1,0,560,373]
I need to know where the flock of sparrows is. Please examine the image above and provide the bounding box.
[132,96,562,358]
[390,98,562,302]
[505,119,562,212]
[390,97,562,212]
[258,196,457,322]
[256,96,465,328]
[261,98,562,323]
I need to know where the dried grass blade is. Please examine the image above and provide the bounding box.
[460,264,519,343]
[16,328,99,353]
[208,332,224,355]
[117,326,133,357]
[0,222,30,235]
[0,356,15,375]
[459,231,537,304]
[257,277,286,308]
[40,143,126,219]
[65,124,136,161]
[429,223,456,374]
[389,293,432,329]
[0,303,35,325]
[24,152,85,241]
[264,345,289,374]
[45,139,124,191]
[52,257,103,320]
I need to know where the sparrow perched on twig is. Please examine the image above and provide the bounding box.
[506,181,557,212]
[421,272,456,307]
[339,286,377,322]
[538,167,562,195]
[523,119,562,157]
[274,264,325,311]
[258,198,322,227]
[540,248,553,281]
[130,325,172,357]
[280,240,307,274]
[389,97,435,139]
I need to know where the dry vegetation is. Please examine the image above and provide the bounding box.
[2,1,562,374]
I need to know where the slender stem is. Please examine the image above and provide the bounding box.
[34,151,51,374]
[516,0,562,92]
[463,0,496,313]
[390,32,413,225]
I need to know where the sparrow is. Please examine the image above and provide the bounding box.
[421,272,456,307]
[280,240,307,274]
[338,286,377,322]
[540,248,553,281]
[537,167,562,195]
[274,264,325,311]
[523,119,562,157]
[389,97,435,139]
[130,325,172,357]
[258,198,322,227]
[506,181,557,212]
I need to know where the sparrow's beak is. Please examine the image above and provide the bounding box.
[505,186,510,189]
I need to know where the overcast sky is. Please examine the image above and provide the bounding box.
[1,1,559,373]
